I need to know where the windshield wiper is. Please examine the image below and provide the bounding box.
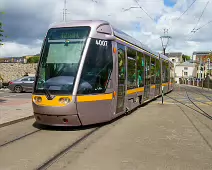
[43,88,54,100]
[36,75,54,100]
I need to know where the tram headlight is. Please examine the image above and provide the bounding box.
[59,97,70,105]
[34,96,42,103]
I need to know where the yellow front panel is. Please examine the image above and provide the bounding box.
[32,95,72,107]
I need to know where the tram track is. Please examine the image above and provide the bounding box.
[173,90,212,106]
[36,126,101,170]
[0,129,41,148]
[165,94,212,120]
[166,87,212,133]
[166,86,212,151]
[176,104,212,151]
[181,85,212,102]
[36,113,128,169]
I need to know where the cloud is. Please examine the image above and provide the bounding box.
[0,0,212,58]
[0,41,42,57]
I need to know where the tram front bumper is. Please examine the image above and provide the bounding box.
[32,95,81,126]
[34,113,81,126]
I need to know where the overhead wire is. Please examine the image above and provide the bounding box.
[195,19,212,31]
[133,0,155,23]
[168,0,197,32]
[176,0,197,21]
[190,1,209,33]
[186,1,210,41]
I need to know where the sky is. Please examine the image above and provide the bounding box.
[0,0,212,58]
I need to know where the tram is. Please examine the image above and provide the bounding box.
[32,20,174,126]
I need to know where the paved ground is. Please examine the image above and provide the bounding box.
[0,88,32,98]
[0,85,211,170]
[0,89,33,125]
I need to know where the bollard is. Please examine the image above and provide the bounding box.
[162,86,164,104]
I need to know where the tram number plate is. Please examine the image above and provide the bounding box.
[96,40,108,46]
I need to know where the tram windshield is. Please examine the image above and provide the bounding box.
[34,27,90,94]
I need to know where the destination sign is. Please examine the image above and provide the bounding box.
[47,27,90,40]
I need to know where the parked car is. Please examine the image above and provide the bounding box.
[8,76,35,93]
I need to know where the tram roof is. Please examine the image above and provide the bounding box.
[49,20,172,63]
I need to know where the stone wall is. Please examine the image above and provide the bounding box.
[0,63,38,83]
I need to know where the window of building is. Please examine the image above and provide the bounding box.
[172,59,175,62]
[184,72,188,76]
[184,67,188,70]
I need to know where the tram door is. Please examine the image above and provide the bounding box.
[155,59,161,96]
[116,43,126,113]
[143,54,151,101]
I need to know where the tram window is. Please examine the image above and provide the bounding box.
[137,52,144,87]
[162,61,169,83]
[150,57,156,84]
[170,65,175,83]
[166,62,170,82]
[144,54,151,85]
[77,38,113,94]
[155,59,161,84]
[117,43,126,85]
[162,61,166,83]
[127,48,137,89]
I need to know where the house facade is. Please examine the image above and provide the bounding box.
[175,61,197,84]
[167,52,183,67]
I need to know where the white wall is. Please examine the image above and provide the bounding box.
[175,65,197,83]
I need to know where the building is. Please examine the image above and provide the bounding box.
[167,52,183,67]
[192,51,210,63]
[175,61,197,84]
[0,55,38,63]
[192,52,212,79]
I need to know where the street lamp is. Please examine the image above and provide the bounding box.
[160,29,171,55]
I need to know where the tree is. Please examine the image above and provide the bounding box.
[27,56,40,63]
[0,12,6,46]
[182,54,191,62]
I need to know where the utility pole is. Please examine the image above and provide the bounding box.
[62,0,67,22]
[160,29,171,55]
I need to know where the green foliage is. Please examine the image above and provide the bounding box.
[182,54,191,62]
[0,12,6,46]
[27,56,40,63]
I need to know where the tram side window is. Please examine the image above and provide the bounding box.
[137,52,144,87]
[127,48,137,89]
[155,59,161,84]
[144,54,151,85]
[117,43,126,85]
[162,61,168,83]
[166,62,170,82]
[150,57,156,84]
[77,38,113,94]
[170,64,175,83]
